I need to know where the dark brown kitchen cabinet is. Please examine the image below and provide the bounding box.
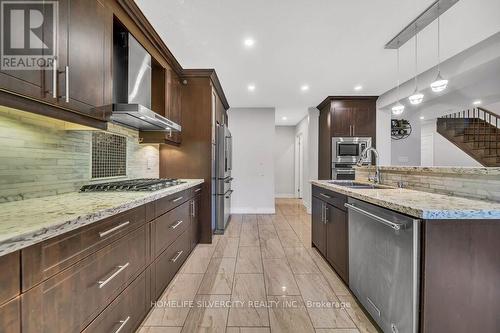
[166,68,182,144]
[331,107,352,137]
[190,193,202,250]
[51,0,112,119]
[0,297,20,333]
[312,185,348,284]
[318,103,332,180]
[325,204,349,283]
[312,196,327,256]
[0,251,20,305]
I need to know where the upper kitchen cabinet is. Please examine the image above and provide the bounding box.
[0,0,112,122]
[321,97,377,138]
[52,0,113,120]
[165,68,182,144]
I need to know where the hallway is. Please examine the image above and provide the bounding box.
[137,199,378,333]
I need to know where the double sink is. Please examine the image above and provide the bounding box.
[328,180,388,189]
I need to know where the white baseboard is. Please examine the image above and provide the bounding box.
[231,207,276,214]
[302,199,311,214]
[275,193,296,198]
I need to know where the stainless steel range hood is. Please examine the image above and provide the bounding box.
[111,24,181,132]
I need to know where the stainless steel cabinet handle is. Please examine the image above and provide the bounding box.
[99,221,130,238]
[170,220,183,229]
[191,201,196,217]
[170,250,183,263]
[320,193,332,199]
[172,196,183,203]
[321,203,325,222]
[114,316,130,333]
[52,57,57,98]
[324,206,328,224]
[224,177,234,183]
[98,262,129,289]
[352,124,355,135]
[366,297,381,317]
[194,188,202,193]
[65,65,69,103]
[225,189,234,199]
[345,203,403,231]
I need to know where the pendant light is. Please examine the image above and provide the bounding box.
[430,11,448,92]
[392,47,405,115]
[409,30,424,105]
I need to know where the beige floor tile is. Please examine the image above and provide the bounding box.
[213,237,239,258]
[259,224,285,259]
[136,327,182,333]
[262,258,300,296]
[295,274,356,329]
[181,246,215,274]
[240,224,260,247]
[181,294,230,333]
[226,328,270,333]
[267,295,315,333]
[198,257,236,294]
[242,214,258,225]
[284,247,320,274]
[226,219,243,237]
[308,248,350,296]
[338,295,379,333]
[315,329,360,333]
[228,274,269,327]
[142,274,204,327]
[276,228,303,248]
[257,215,273,225]
[235,246,263,273]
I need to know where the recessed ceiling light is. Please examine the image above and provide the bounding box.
[301,85,309,91]
[473,100,481,105]
[420,116,425,120]
[282,116,287,120]
[354,85,363,91]
[247,84,256,91]
[243,38,255,48]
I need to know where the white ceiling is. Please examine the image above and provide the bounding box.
[136,0,500,125]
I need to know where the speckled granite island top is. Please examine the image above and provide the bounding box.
[0,179,204,256]
[312,180,500,220]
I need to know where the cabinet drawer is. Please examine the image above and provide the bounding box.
[82,271,149,333]
[152,229,190,299]
[190,184,203,197]
[22,205,146,291]
[152,200,191,257]
[155,189,189,217]
[0,297,20,333]
[0,251,20,305]
[21,225,147,333]
[312,186,347,211]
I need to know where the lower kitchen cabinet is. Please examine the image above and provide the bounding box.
[190,194,201,250]
[325,204,349,283]
[312,196,327,255]
[312,185,349,284]
[0,297,20,333]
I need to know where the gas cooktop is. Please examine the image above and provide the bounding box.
[80,178,185,192]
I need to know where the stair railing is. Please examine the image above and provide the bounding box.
[439,107,499,158]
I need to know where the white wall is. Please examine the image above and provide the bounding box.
[274,126,295,198]
[228,107,276,214]
[391,112,421,166]
[375,107,391,165]
[295,107,319,214]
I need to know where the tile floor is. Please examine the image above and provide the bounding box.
[137,198,379,333]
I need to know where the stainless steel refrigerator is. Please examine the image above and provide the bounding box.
[214,124,233,233]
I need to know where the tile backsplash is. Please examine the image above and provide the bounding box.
[0,107,159,203]
[356,166,500,202]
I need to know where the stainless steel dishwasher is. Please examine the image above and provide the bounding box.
[346,198,420,333]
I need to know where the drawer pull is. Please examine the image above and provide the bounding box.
[98,262,130,289]
[172,196,184,203]
[170,220,184,229]
[114,316,130,333]
[99,221,130,238]
[170,250,184,263]
[320,193,332,199]
[195,188,202,192]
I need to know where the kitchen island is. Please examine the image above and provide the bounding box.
[311,179,500,333]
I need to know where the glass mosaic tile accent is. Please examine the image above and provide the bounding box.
[91,132,127,179]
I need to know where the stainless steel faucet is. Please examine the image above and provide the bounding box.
[357,147,380,184]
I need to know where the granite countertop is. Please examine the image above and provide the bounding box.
[0,179,204,256]
[354,165,500,176]
[312,180,500,220]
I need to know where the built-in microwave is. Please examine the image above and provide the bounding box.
[332,137,372,164]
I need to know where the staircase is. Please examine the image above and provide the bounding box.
[437,107,500,167]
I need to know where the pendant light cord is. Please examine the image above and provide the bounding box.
[414,28,418,88]
[397,47,401,99]
[437,9,441,71]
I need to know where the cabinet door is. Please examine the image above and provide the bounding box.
[165,69,182,144]
[318,106,332,180]
[55,0,112,120]
[326,204,349,283]
[331,107,352,137]
[190,195,201,250]
[0,297,20,333]
[312,196,326,256]
[352,106,375,137]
